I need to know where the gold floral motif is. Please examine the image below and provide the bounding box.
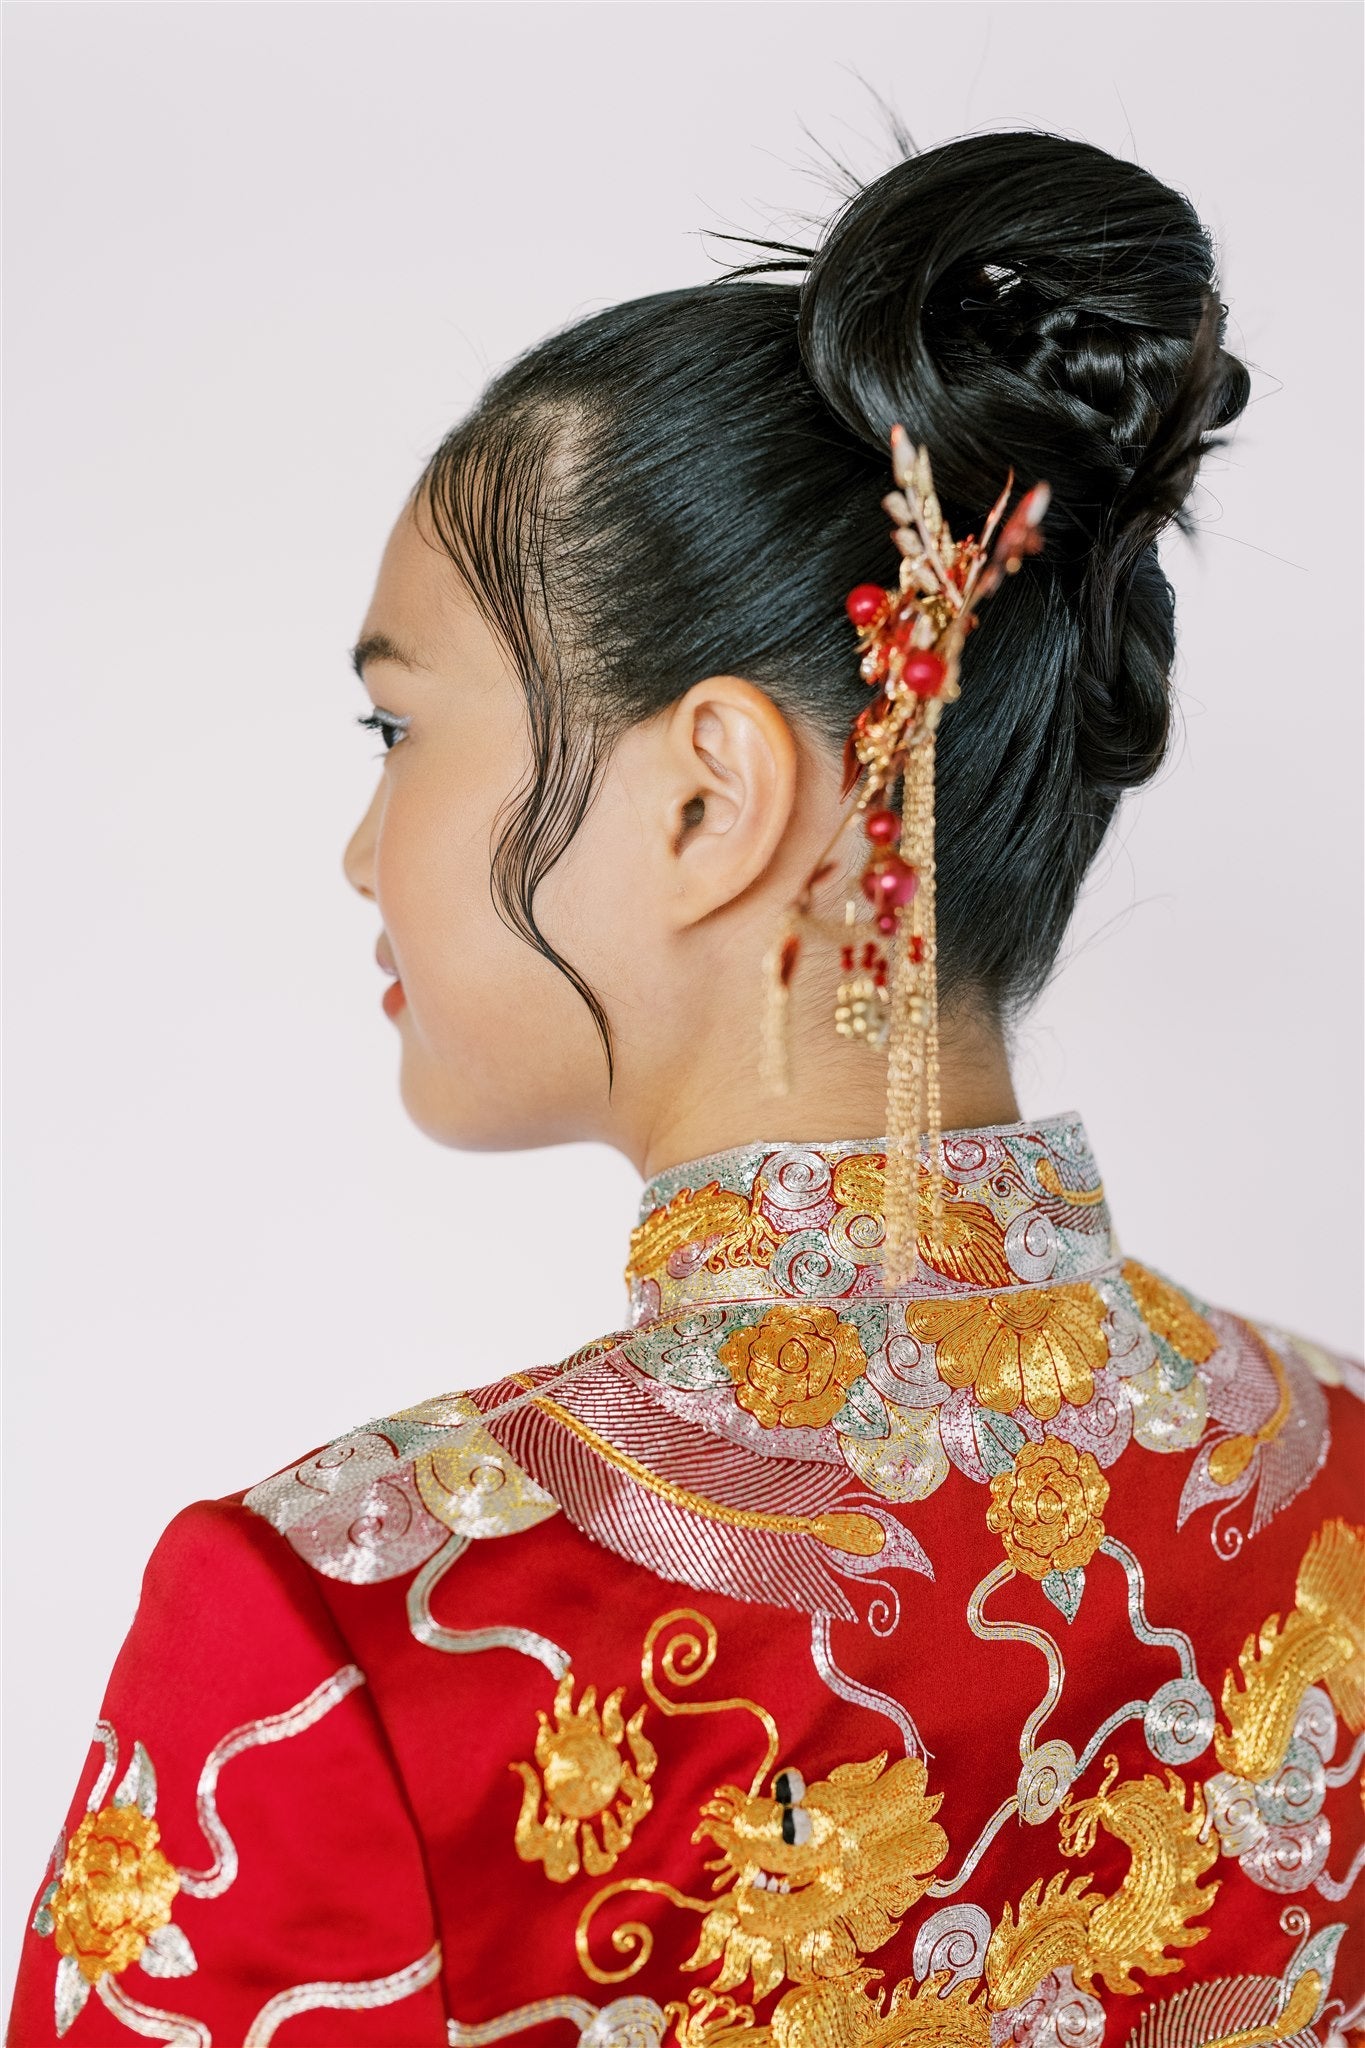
[1215,1517,1365,1783]
[686,1753,949,2000]
[1121,1261,1218,1366]
[719,1307,868,1432]
[985,1758,1218,2005]
[906,1285,1109,1421]
[511,1672,657,1883]
[627,1185,779,1284]
[985,1436,1110,1580]
[50,1803,179,1983]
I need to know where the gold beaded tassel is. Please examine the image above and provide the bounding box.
[880,720,943,1286]
[759,907,801,1099]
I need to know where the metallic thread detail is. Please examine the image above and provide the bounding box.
[910,1902,991,1989]
[925,1795,1017,1895]
[576,1880,716,1986]
[450,1997,669,2048]
[1143,1679,1217,1766]
[1101,1535,1198,1675]
[810,1613,930,1760]
[88,1721,120,1813]
[1325,1727,1365,1785]
[1315,1843,1365,1901]
[524,1387,884,1558]
[242,1941,443,2046]
[640,1609,779,1797]
[450,2000,598,2045]
[967,1562,1066,1758]
[407,1531,570,1678]
[177,1665,365,1898]
[94,1976,210,2045]
[511,1672,657,1883]
[1075,1701,1145,1777]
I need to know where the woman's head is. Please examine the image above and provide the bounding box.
[343,128,1249,1168]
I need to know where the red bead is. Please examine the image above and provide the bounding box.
[861,856,919,909]
[903,649,947,697]
[846,584,888,628]
[864,808,901,845]
[875,911,899,935]
[908,935,925,964]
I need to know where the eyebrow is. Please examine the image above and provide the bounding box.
[349,632,423,681]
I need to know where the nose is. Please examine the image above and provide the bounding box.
[343,781,382,899]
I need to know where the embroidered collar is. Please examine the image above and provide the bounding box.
[624,1111,1117,1325]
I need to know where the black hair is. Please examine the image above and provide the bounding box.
[415,128,1250,1084]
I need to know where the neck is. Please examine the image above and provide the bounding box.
[634,1005,1019,1183]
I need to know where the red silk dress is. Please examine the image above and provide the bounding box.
[9,1115,1365,2048]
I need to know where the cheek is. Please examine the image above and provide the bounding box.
[371,769,612,1132]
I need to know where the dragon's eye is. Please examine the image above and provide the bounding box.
[773,1769,806,1806]
[780,1804,813,1847]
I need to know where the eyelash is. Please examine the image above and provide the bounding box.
[356,709,410,755]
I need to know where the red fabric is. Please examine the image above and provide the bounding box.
[9,1386,1363,2040]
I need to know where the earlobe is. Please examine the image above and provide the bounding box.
[664,677,800,925]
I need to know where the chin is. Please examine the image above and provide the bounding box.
[396,1056,584,1154]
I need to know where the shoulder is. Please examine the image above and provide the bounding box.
[233,1376,578,1587]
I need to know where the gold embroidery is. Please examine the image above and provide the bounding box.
[985,1436,1110,1580]
[667,1968,990,2048]
[830,1155,1013,1288]
[1197,1969,1323,2048]
[511,1673,658,1883]
[412,1401,559,1540]
[50,1804,179,1984]
[1121,1262,1218,1366]
[1215,1518,1365,1783]
[627,1185,779,1282]
[642,1610,781,1795]
[719,1307,868,1431]
[686,1753,949,2000]
[1205,1329,1293,1486]
[906,1285,1109,1420]
[984,1758,1218,2005]
[1035,1157,1107,1209]
[523,1389,885,1559]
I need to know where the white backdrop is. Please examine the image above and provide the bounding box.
[4,0,1361,1992]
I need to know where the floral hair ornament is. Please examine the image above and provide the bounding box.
[760,426,1050,1288]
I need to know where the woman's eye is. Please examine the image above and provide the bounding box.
[355,709,410,755]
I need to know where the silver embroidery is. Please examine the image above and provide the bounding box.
[94,1976,211,2045]
[177,1664,365,1898]
[406,1530,571,1677]
[809,1612,929,1760]
[242,1940,443,2046]
[449,1997,669,2048]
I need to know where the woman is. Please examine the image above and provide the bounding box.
[9,129,1362,2046]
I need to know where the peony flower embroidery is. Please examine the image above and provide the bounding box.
[719,1304,868,1430]
[511,1673,657,1883]
[49,1805,178,1984]
[31,1730,199,2037]
[906,1284,1108,1420]
[986,1435,1110,1580]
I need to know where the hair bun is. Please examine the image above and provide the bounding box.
[798,131,1247,533]
[796,129,1251,796]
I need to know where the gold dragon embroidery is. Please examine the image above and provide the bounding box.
[984,1756,1219,2005]
[1214,1518,1365,1783]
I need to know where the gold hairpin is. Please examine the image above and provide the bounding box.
[761,426,1049,1285]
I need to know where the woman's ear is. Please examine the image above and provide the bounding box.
[653,675,801,926]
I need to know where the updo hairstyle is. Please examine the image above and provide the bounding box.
[416,130,1251,1078]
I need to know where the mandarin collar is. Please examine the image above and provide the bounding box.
[624,1112,1117,1325]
